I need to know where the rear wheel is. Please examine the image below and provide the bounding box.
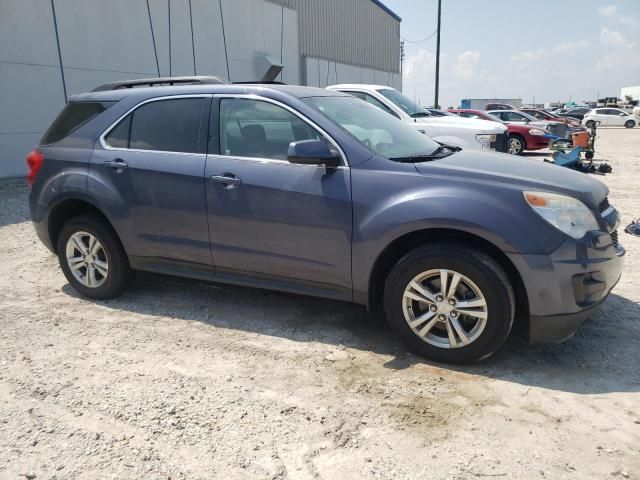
[57,215,133,299]
[507,135,525,155]
[624,120,635,128]
[585,120,596,128]
[384,243,515,364]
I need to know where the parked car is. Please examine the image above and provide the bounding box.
[28,78,624,364]
[485,103,516,111]
[450,109,549,155]
[327,84,508,152]
[487,109,582,139]
[582,108,638,128]
[425,108,458,117]
[556,107,591,121]
[487,110,555,129]
[519,108,582,128]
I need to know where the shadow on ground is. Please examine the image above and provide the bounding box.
[63,271,640,395]
[0,185,30,228]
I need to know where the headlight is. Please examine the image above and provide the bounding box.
[523,191,600,239]
[528,128,545,136]
[476,134,496,147]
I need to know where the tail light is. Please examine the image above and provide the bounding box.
[26,149,44,185]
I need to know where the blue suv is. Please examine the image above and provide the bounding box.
[28,77,624,363]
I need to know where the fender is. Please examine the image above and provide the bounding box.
[349,155,567,304]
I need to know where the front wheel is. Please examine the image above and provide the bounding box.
[384,243,515,364]
[507,135,524,155]
[57,214,134,299]
[585,120,596,128]
[624,120,635,128]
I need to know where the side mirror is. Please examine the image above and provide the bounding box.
[287,139,340,168]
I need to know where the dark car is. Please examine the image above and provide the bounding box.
[484,103,516,111]
[450,109,550,155]
[519,108,583,128]
[556,107,592,121]
[28,77,624,364]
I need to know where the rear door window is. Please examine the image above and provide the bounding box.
[104,98,207,153]
[129,98,206,153]
[41,101,113,144]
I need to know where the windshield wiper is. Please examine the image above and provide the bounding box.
[390,145,460,163]
[410,112,431,118]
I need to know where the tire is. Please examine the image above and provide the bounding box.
[585,120,596,128]
[384,243,515,364]
[624,120,635,128]
[507,134,525,155]
[57,214,133,299]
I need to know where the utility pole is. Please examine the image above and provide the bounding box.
[434,0,442,108]
[400,40,405,76]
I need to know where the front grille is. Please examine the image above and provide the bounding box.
[599,198,610,213]
[610,230,619,248]
[491,133,508,153]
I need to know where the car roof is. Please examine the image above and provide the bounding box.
[327,84,393,91]
[70,83,348,103]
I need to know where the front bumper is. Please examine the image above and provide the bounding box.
[529,297,609,343]
[507,229,625,344]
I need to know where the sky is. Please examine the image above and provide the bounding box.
[382,0,640,108]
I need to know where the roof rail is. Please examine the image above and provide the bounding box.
[91,75,230,92]
[233,81,287,85]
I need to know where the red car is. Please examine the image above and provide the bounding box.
[519,108,582,128]
[449,109,549,155]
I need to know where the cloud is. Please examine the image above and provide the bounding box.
[598,4,639,29]
[552,40,590,53]
[453,50,480,80]
[598,5,617,17]
[600,26,634,47]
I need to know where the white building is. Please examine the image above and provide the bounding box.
[621,85,640,102]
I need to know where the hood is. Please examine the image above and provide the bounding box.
[414,116,507,134]
[505,120,551,129]
[414,149,608,207]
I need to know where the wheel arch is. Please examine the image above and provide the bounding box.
[47,197,121,254]
[367,228,529,321]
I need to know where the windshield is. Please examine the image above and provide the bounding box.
[377,88,431,118]
[517,111,538,122]
[484,113,505,123]
[304,96,440,159]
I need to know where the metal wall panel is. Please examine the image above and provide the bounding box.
[190,0,229,77]
[0,0,400,178]
[303,56,397,89]
[269,0,400,73]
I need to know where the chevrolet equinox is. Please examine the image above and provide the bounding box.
[27,77,624,363]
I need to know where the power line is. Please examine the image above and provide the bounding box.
[400,29,437,44]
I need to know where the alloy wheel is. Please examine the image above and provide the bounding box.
[402,269,488,349]
[508,137,523,155]
[65,231,108,288]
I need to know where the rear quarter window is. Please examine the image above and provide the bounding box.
[41,101,113,145]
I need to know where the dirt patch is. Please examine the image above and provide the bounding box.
[1,128,639,479]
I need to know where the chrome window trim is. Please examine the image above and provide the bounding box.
[212,94,349,167]
[98,94,212,156]
[98,93,349,167]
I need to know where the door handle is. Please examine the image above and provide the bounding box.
[210,174,241,188]
[104,159,128,171]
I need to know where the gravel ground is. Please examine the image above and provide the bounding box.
[1,128,639,480]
